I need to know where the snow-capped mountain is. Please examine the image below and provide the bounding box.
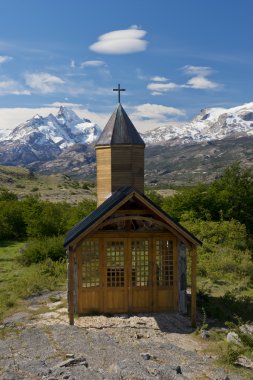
[0,107,101,165]
[142,102,253,145]
[0,102,253,180]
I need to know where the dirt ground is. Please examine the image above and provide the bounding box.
[0,291,245,380]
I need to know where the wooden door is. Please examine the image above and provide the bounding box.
[153,238,175,311]
[78,240,101,314]
[104,239,128,313]
[129,239,152,312]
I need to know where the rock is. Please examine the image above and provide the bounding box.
[240,324,253,334]
[108,363,121,374]
[176,365,182,374]
[1,371,23,380]
[235,355,253,370]
[201,330,210,339]
[57,356,88,368]
[147,366,158,376]
[226,332,241,345]
[141,352,151,360]
[66,353,75,358]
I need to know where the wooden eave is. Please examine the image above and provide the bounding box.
[64,187,201,250]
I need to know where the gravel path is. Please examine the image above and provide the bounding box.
[0,291,244,380]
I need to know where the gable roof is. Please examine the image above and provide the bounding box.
[64,186,201,248]
[96,104,145,146]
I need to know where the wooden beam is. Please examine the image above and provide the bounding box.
[132,192,201,247]
[190,246,197,327]
[97,216,171,230]
[115,209,151,215]
[68,247,74,325]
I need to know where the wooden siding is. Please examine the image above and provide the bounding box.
[96,145,144,206]
[96,147,112,206]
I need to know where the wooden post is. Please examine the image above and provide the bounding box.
[190,245,197,327]
[68,247,74,325]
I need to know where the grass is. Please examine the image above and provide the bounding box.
[0,165,96,204]
[0,241,67,322]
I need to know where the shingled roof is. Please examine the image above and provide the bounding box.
[96,103,145,146]
[64,186,201,247]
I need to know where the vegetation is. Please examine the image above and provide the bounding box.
[0,162,252,374]
[0,193,96,243]
[0,242,66,321]
[161,162,253,233]
[148,163,253,327]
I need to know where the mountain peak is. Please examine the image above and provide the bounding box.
[56,106,81,123]
[141,101,253,145]
[0,107,102,165]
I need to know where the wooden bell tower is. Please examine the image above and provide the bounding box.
[95,85,145,206]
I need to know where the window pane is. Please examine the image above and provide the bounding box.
[132,240,149,287]
[81,240,99,288]
[107,241,124,287]
[156,240,173,287]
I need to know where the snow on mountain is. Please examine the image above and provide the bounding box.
[0,106,101,148]
[142,102,253,145]
[0,107,101,165]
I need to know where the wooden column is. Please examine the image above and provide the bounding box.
[68,247,74,325]
[190,245,197,327]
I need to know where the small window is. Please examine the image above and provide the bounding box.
[156,240,173,287]
[131,240,149,287]
[81,240,99,287]
[107,241,124,287]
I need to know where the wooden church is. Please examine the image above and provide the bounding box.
[64,87,201,326]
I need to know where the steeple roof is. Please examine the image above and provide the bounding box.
[96,103,145,146]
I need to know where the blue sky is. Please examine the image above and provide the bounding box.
[0,0,253,132]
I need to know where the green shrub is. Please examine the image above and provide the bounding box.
[16,183,26,189]
[18,236,65,265]
[0,201,26,240]
[0,190,18,201]
[162,162,253,233]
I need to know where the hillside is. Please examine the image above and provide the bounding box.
[0,165,96,203]
[0,102,253,186]
[145,136,253,186]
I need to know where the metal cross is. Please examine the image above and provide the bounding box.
[113,84,126,103]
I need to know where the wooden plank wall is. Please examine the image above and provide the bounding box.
[96,145,144,206]
[96,147,112,206]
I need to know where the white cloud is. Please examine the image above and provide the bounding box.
[80,60,106,68]
[89,27,148,54]
[130,103,185,132]
[147,65,220,94]
[150,76,168,82]
[0,79,30,95]
[0,55,12,64]
[147,82,181,93]
[186,76,219,89]
[48,102,83,108]
[182,65,213,77]
[25,72,65,94]
[134,103,185,119]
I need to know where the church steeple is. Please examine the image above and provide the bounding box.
[96,103,145,146]
[95,96,145,206]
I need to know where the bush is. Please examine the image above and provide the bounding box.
[0,201,26,240]
[182,219,253,284]
[18,236,66,265]
[162,162,253,233]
